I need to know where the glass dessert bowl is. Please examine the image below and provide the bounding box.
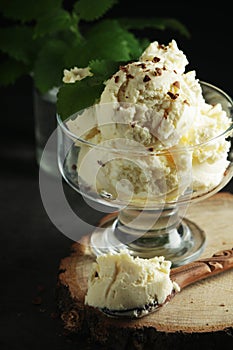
[57,82,233,266]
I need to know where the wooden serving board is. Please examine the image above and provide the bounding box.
[57,192,233,349]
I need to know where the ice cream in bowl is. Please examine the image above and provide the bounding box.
[57,40,233,266]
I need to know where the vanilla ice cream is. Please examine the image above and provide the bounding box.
[66,40,232,203]
[85,251,180,312]
[62,66,92,83]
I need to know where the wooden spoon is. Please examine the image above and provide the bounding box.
[101,248,233,318]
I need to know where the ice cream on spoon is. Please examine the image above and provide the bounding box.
[85,249,233,318]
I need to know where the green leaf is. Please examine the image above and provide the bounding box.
[138,38,151,52]
[34,9,78,38]
[82,19,142,62]
[34,40,69,94]
[74,0,118,21]
[57,77,104,120]
[0,0,62,22]
[118,17,190,38]
[57,58,126,120]
[89,59,120,81]
[0,26,36,64]
[162,18,190,38]
[0,58,29,86]
[119,31,144,60]
[63,41,87,68]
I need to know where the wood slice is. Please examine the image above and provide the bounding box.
[56,192,233,349]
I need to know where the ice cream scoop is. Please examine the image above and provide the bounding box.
[67,40,231,203]
[85,248,233,318]
[85,252,180,315]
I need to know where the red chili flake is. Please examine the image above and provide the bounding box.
[158,44,166,50]
[163,66,167,70]
[143,75,151,82]
[183,99,190,106]
[163,110,168,119]
[173,70,177,74]
[114,75,119,83]
[152,57,160,63]
[167,91,179,100]
[126,74,134,79]
[154,68,162,76]
[72,164,77,170]
[173,81,180,88]
[137,63,146,69]
[97,160,105,167]
[120,65,127,72]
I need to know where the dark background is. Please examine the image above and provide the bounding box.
[0,2,233,349]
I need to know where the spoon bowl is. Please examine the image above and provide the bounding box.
[100,248,233,318]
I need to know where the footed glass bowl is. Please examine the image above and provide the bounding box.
[57,82,233,266]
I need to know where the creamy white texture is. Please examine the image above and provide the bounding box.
[85,251,179,310]
[139,39,188,74]
[63,66,92,83]
[100,65,203,148]
[67,40,231,201]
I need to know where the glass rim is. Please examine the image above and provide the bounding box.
[57,81,233,156]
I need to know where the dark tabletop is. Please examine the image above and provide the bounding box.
[0,3,233,350]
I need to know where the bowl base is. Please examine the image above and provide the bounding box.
[90,213,206,266]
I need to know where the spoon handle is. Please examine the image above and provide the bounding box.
[170,248,233,289]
